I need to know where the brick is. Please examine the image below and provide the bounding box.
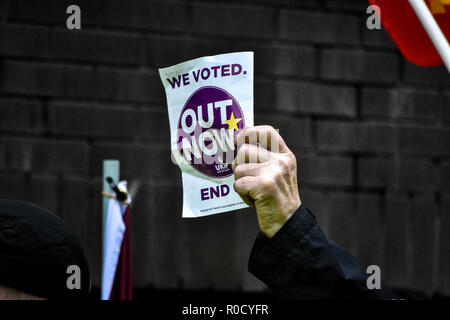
[48,102,170,144]
[256,45,315,77]
[362,27,396,49]
[0,174,58,212]
[0,174,27,199]
[204,214,242,290]
[0,1,5,18]
[0,98,43,133]
[181,208,242,290]
[50,29,141,65]
[361,87,398,118]
[192,3,275,39]
[133,181,254,290]
[384,194,409,288]
[88,180,103,287]
[97,68,163,103]
[101,0,189,32]
[0,137,31,171]
[276,81,356,117]
[133,182,184,288]
[254,115,311,149]
[2,61,95,98]
[326,192,357,255]
[439,197,450,294]
[355,193,384,268]
[60,177,99,286]
[146,37,315,77]
[60,177,91,227]
[255,79,276,111]
[145,35,231,68]
[129,182,153,286]
[90,143,178,181]
[207,211,246,290]
[29,176,58,212]
[137,109,171,146]
[397,90,450,121]
[0,137,89,173]
[235,208,266,292]
[300,188,356,238]
[437,100,450,122]
[358,158,395,188]
[300,189,330,234]
[180,219,214,290]
[244,44,316,77]
[443,163,450,193]
[296,154,353,187]
[397,161,438,192]
[255,0,320,7]
[47,103,95,137]
[280,10,359,45]
[358,159,438,191]
[0,24,49,57]
[362,88,450,121]
[8,0,102,25]
[32,140,89,174]
[321,49,399,83]
[403,62,450,86]
[399,126,450,156]
[323,0,365,12]
[409,197,437,293]
[317,121,397,153]
[48,102,130,137]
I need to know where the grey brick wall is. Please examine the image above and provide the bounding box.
[0,0,449,296]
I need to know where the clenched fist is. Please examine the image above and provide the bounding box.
[232,125,301,238]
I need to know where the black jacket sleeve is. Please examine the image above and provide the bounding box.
[248,205,396,300]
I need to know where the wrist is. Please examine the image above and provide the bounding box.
[263,201,301,238]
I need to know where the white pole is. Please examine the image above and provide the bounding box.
[102,160,119,300]
[408,0,450,72]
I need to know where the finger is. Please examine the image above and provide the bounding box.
[235,125,290,153]
[232,143,273,170]
[234,176,260,199]
[233,162,265,180]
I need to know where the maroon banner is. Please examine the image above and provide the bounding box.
[109,206,133,300]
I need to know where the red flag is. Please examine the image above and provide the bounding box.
[369,0,450,66]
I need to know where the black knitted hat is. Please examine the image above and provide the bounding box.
[0,200,90,299]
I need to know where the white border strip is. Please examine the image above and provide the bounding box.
[409,0,450,72]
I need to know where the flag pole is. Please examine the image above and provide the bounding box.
[409,0,450,72]
[102,160,120,297]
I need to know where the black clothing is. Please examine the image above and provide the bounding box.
[0,200,90,299]
[249,205,396,299]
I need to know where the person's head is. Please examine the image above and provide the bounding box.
[0,284,44,300]
[0,200,90,300]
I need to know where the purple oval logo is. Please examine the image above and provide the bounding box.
[177,86,245,178]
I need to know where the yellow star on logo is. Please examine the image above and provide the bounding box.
[430,0,450,14]
[224,112,242,132]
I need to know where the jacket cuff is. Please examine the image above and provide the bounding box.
[248,205,317,282]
